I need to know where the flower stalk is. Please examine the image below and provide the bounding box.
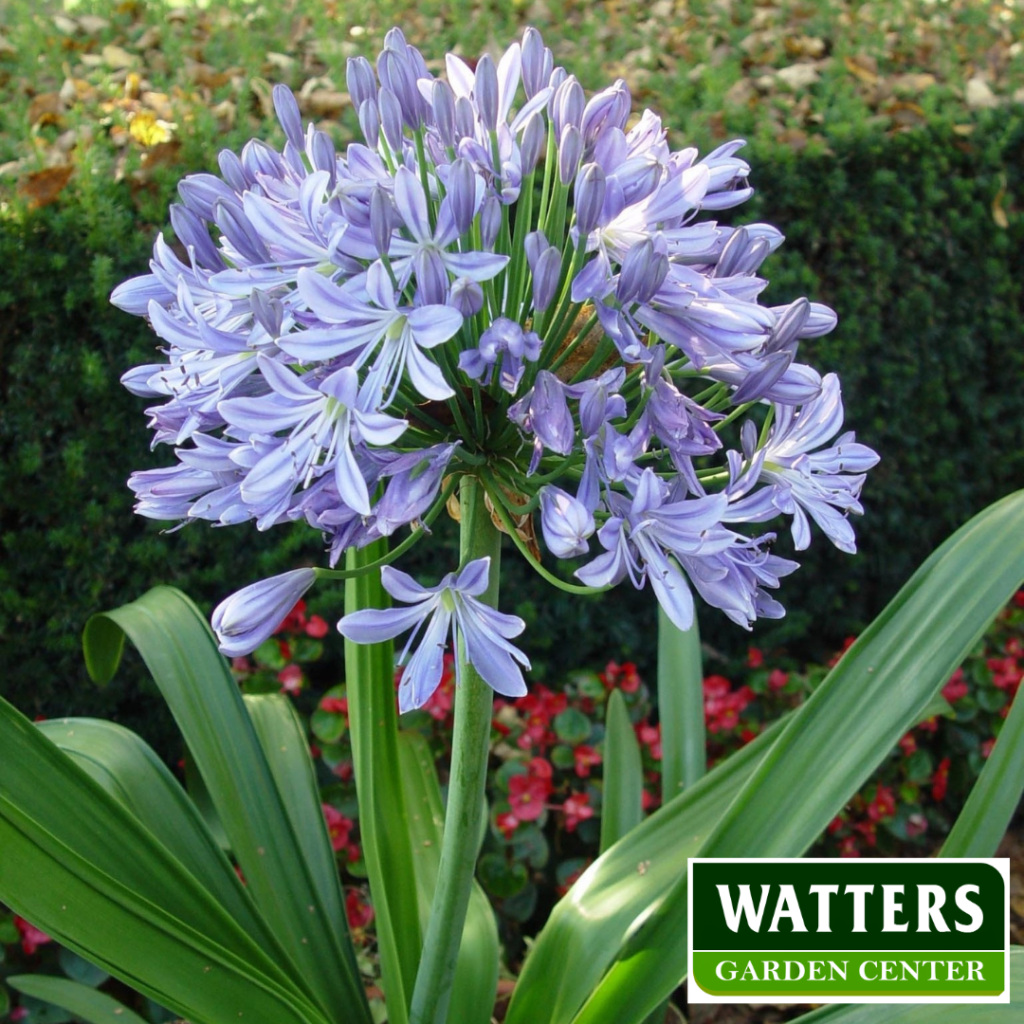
[409,474,499,1024]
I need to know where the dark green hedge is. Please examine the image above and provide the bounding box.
[1,110,1022,742]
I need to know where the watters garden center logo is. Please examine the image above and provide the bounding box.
[688,858,1010,1004]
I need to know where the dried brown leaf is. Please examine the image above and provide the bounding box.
[301,90,351,118]
[28,92,64,127]
[18,165,73,208]
[844,54,878,85]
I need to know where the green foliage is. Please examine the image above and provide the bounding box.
[0,173,324,747]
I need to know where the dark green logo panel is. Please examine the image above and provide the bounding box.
[688,858,1009,1005]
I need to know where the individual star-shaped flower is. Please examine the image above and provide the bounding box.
[337,557,529,712]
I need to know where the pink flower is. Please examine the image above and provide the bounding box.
[278,663,304,694]
[942,669,968,703]
[320,695,348,716]
[767,668,788,691]
[322,804,354,852]
[747,647,764,668]
[932,757,951,802]
[496,811,521,839]
[305,614,329,638]
[346,889,374,931]
[561,792,594,832]
[14,916,51,956]
[573,744,602,777]
[508,773,550,822]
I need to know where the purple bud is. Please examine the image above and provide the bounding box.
[617,239,669,305]
[309,131,337,186]
[520,111,546,175]
[169,204,222,272]
[432,79,457,148]
[540,486,595,558]
[272,85,304,150]
[574,163,606,235]
[510,370,575,457]
[212,568,317,657]
[552,76,584,138]
[474,53,499,132]
[521,27,553,99]
[370,186,394,258]
[455,95,476,141]
[213,201,269,264]
[524,230,549,271]
[558,125,583,185]
[178,172,237,220]
[251,288,283,338]
[347,56,377,109]
[379,87,405,152]
[581,80,631,148]
[373,444,457,536]
[217,151,249,193]
[479,195,501,250]
[378,47,423,129]
[450,276,484,316]
[765,297,810,353]
[645,343,667,384]
[532,245,562,313]
[716,226,772,277]
[548,66,568,96]
[414,249,450,305]
[447,157,478,236]
[731,350,794,405]
[358,98,380,149]
[241,139,285,179]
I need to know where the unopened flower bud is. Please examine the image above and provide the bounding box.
[379,87,405,153]
[272,85,304,151]
[558,125,583,185]
[212,568,317,658]
[552,76,584,138]
[432,79,457,148]
[346,56,377,109]
[574,163,606,236]
[479,195,501,250]
[520,111,546,175]
[475,53,499,132]
[522,27,553,99]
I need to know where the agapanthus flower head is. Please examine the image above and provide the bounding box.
[115,27,877,704]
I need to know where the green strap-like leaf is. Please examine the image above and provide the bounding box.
[600,689,643,854]
[244,694,350,945]
[940,676,1024,858]
[82,586,372,1024]
[397,730,499,1024]
[789,948,1024,1023]
[345,541,423,1024]
[7,975,149,1024]
[506,714,788,1024]
[36,718,276,956]
[657,607,705,800]
[0,699,328,1024]
[568,490,1024,1024]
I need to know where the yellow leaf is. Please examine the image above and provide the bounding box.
[129,111,176,147]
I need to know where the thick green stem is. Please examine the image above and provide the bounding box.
[409,475,499,1024]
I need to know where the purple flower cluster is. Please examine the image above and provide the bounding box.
[114,27,878,709]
